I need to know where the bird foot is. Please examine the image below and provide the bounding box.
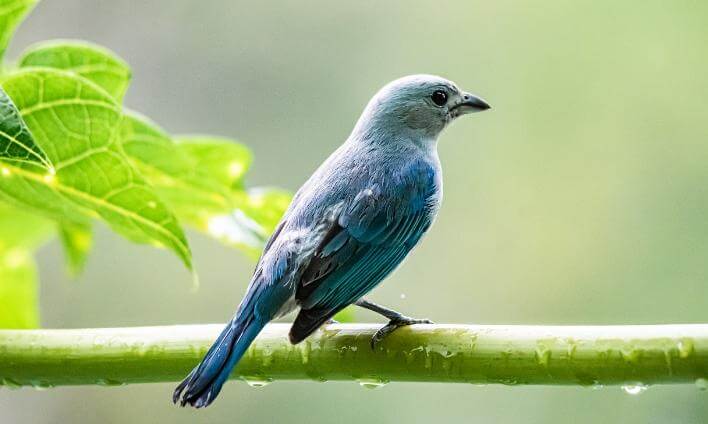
[370,316,433,349]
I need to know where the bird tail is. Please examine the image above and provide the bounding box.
[173,314,265,408]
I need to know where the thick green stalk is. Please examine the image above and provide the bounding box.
[0,323,706,388]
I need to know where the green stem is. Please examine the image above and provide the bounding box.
[1,323,706,388]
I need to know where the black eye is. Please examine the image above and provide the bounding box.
[431,90,447,106]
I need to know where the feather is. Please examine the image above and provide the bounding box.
[289,158,439,342]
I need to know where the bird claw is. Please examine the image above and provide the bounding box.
[370,317,433,350]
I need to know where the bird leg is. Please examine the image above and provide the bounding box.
[354,299,433,349]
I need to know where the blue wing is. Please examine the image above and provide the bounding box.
[289,164,437,343]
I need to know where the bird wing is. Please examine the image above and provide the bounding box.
[289,179,434,343]
[233,201,345,322]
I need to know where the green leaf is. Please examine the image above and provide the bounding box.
[0,201,54,251]
[171,136,290,251]
[174,135,252,189]
[0,0,36,64]
[333,306,356,323]
[0,202,51,329]
[201,188,291,258]
[0,248,39,328]
[59,220,92,277]
[122,111,234,222]
[235,187,291,235]
[0,69,192,269]
[122,112,291,255]
[18,39,131,102]
[0,85,52,169]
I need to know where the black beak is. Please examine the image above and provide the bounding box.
[452,92,491,114]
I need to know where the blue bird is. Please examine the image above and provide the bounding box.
[173,75,490,407]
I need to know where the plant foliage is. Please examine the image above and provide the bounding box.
[0,0,290,328]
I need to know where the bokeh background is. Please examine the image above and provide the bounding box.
[2,0,708,422]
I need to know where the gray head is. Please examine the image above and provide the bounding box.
[351,74,490,142]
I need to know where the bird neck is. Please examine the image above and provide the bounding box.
[349,117,440,156]
[347,129,439,161]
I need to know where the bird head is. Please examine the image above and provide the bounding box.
[351,74,490,142]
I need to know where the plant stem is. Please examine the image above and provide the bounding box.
[0,323,706,388]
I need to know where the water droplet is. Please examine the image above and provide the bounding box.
[400,293,406,300]
[242,376,273,388]
[535,342,551,367]
[678,339,694,358]
[30,380,54,391]
[621,383,648,395]
[301,340,311,365]
[695,378,708,391]
[357,377,389,389]
[1,167,10,176]
[620,348,642,364]
[147,201,157,209]
[588,380,604,390]
[423,347,433,369]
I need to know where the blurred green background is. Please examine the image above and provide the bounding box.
[2,0,707,422]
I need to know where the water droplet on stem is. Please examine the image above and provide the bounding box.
[243,376,273,388]
[621,383,648,395]
[357,377,389,389]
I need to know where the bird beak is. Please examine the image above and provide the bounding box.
[452,92,491,114]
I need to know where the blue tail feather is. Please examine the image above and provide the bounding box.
[173,315,265,408]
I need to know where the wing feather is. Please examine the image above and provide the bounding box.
[289,183,433,343]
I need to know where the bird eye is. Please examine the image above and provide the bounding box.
[431,90,448,106]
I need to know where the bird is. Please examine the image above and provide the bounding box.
[173,74,490,408]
